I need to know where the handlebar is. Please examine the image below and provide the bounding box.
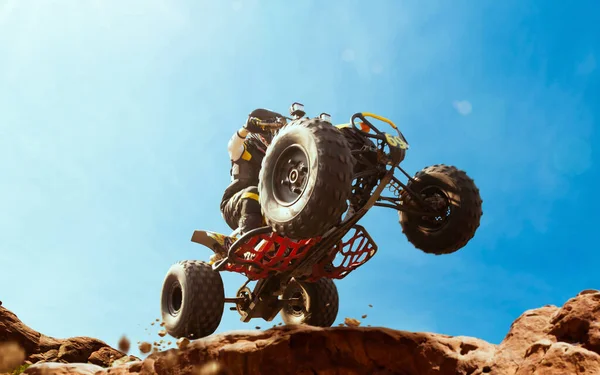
[350,112,409,146]
[351,112,399,136]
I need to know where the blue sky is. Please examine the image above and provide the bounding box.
[0,0,598,356]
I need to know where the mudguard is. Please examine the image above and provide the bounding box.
[191,230,237,256]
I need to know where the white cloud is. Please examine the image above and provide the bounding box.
[453,100,473,115]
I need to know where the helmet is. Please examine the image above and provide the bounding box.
[246,108,286,149]
[248,108,284,122]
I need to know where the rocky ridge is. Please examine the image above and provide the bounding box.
[1,290,599,374]
[0,306,138,373]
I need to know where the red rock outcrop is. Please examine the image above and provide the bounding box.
[2,290,600,374]
[0,305,138,373]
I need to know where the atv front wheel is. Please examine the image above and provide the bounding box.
[160,260,225,339]
[280,278,339,327]
[259,119,354,239]
[400,164,483,255]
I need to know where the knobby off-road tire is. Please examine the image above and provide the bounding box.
[280,278,339,327]
[160,260,225,339]
[400,164,483,255]
[259,119,354,240]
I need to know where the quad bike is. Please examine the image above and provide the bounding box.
[160,102,483,340]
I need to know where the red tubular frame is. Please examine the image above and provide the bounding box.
[222,226,377,281]
[307,226,377,282]
[223,233,318,280]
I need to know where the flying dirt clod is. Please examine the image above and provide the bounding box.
[117,336,130,354]
[176,338,190,350]
[344,318,361,327]
[0,341,25,373]
[138,342,152,354]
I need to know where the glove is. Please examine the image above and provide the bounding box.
[243,117,265,133]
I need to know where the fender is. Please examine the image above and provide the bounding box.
[191,230,236,257]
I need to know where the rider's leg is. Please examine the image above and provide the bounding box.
[222,186,264,234]
[237,186,263,234]
[221,195,241,232]
[222,187,275,260]
[238,187,276,255]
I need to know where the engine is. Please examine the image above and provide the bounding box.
[337,126,380,209]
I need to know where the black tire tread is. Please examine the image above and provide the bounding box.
[162,260,225,339]
[400,164,483,255]
[259,119,354,239]
[281,278,339,327]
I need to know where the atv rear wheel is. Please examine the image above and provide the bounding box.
[259,119,354,239]
[160,260,225,339]
[400,164,483,255]
[280,278,339,327]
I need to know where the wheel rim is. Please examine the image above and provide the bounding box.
[284,286,309,318]
[235,287,252,316]
[167,281,183,316]
[272,144,310,207]
[416,186,452,232]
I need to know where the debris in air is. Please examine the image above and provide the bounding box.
[344,317,361,327]
[138,342,152,354]
[369,304,373,308]
[118,335,130,353]
[362,314,367,319]
[177,337,190,350]
[0,342,25,372]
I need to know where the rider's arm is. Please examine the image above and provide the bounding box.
[228,127,249,161]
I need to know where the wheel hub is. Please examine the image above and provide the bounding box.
[425,194,447,211]
[419,186,451,230]
[235,287,252,315]
[168,281,183,316]
[273,145,310,206]
[284,287,308,317]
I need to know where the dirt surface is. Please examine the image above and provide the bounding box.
[1,290,599,374]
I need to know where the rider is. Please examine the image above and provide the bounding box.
[220,108,285,235]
